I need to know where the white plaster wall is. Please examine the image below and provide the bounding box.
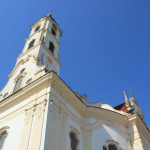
[92,125,130,150]
[0,113,25,150]
[0,98,29,119]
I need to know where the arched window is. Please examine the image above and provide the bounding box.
[20,68,25,73]
[0,131,8,150]
[51,28,56,36]
[28,39,35,49]
[49,42,54,54]
[69,132,78,150]
[13,76,23,92]
[105,140,120,150]
[108,144,117,150]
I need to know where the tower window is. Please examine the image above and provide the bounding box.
[49,42,54,54]
[13,76,23,92]
[52,24,57,30]
[35,26,40,32]
[51,28,56,36]
[28,39,35,49]
[70,132,78,150]
[20,68,25,73]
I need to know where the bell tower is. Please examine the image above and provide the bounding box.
[19,12,62,75]
[0,12,62,100]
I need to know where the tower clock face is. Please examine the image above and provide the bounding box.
[41,54,53,68]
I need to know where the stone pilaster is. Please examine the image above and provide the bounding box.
[58,109,67,150]
[29,99,47,150]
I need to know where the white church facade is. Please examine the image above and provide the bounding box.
[0,13,150,150]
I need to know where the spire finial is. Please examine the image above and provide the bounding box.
[129,88,133,97]
[47,11,53,17]
[123,91,128,102]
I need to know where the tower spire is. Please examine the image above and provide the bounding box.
[123,91,131,110]
[47,11,53,17]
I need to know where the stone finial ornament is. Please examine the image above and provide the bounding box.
[123,91,128,102]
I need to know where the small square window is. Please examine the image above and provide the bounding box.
[51,28,56,36]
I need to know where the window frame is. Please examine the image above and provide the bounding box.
[69,126,80,150]
[48,42,55,54]
[28,39,35,49]
[51,28,56,36]
[13,75,23,93]
[103,140,122,150]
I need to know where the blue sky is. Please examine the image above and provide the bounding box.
[0,0,150,126]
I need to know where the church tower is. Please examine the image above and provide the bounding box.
[0,12,62,100]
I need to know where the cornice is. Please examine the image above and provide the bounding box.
[84,107,128,126]
[30,17,47,29]
[26,29,42,42]
[30,16,62,36]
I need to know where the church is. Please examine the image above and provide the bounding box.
[0,13,150,150]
